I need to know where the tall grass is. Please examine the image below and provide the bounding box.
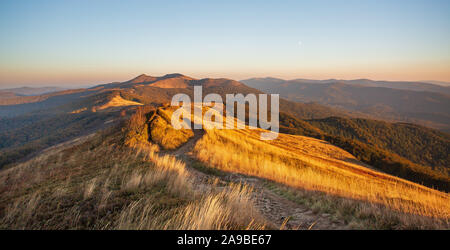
[117,182,266,230]
[193,128,450,227]
[0,127,266,229]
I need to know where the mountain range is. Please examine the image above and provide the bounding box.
[242,78,450,132]
[0,73,449,229]
[0,86,66,96]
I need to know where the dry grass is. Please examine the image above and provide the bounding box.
[165,183,265,230]
[2,104,449,230]
[3,192,42,228]
[192,127,450,228]
[0,127,266,230]
[96,95,142,110]
[83,178,98,199]
[121,142,192,196]
[149,108,194,150]
[117,182,266,230]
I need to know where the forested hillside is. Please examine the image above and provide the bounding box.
[278,112,450,191]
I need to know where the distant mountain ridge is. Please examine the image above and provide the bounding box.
[421,80,450,87]
[243,77,450,94]
[0,86,67,96]
[0,91,17,99]
[242,77,450,131]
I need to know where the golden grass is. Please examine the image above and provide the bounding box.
[0,128,266,230]
[83,178,98,199]
[3,104,448,229]
[149,113,194,150]
[193,127,450,222]
[117,182,266,230]
[164,183,265,230]
[124,142,192,196]
[96,95,143,110]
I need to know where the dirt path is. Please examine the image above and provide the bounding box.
[172,129,205,157]
[225,174,349,229]
[167,129,349,230]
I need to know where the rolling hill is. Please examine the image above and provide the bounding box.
[278,112,450,191]
[0,74,342,169]
[0,74,448,191]
[1,104,448,230]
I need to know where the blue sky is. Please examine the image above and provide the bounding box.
[0,0,449,87]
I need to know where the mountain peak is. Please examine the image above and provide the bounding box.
[161,73,197,81]
[127,74,158,84]
[162,73,185,78]
[127,73,196,84]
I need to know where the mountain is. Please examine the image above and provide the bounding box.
[0,73,449,230]
[91,73,356,120]
[0,89,143,168]
[1,74,448,175]
[0,88,87,107]
[0,91,17,99]
[0,74,448,186]
[345,79,450,94]
[0,74,353,119]
[242,78,450,131]
[0,74,354,169]
[421,80,450,87]
[243,78,450,94]
[0,87,67,96]
[0,104,448,230]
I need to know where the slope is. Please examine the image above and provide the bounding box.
[155,105,450,228]
[1,105,449,229]
[0,126,267,229]
[278,112,450,191]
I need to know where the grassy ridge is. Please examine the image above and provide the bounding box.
[192,127,449,229]
[148,108,194,150]
[0,126,266,229]
[123,106,194,150]
[279,112,450,192]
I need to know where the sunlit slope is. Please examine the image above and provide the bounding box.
[186,108,449,219]
[96,95,143,110]
[0,128,267,229]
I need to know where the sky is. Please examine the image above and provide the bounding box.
[0,0,449,88]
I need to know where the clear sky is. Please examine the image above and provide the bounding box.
[0,0,449,87]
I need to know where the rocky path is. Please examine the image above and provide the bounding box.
[226,174,349,229]
[167,129,349,230]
